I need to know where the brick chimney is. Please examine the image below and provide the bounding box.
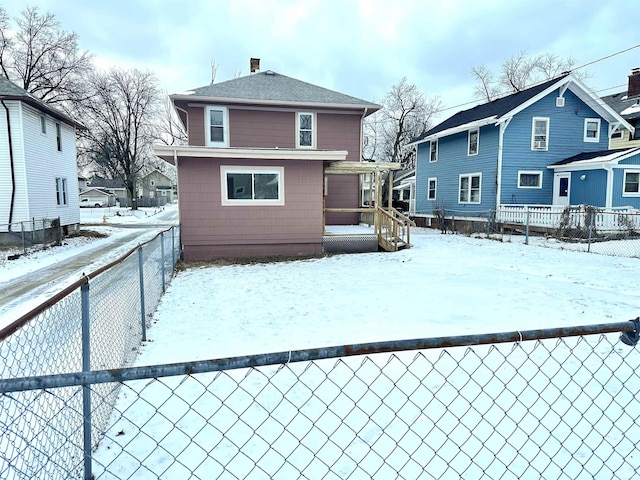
[628,67,640,98]
[250,58,260,73]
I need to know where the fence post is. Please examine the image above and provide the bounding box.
[161,232,166,293]
[138,246,147,342]
[171,227,176,270]
[21,221,26,255]
[81,280,93,480]
[525,207,530,245]
[587,210,594,253]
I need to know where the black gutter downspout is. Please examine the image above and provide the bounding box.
[1,99,16,231]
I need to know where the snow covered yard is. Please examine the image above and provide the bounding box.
[91,229,640,479]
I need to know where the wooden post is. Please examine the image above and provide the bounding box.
[387,170,394,211]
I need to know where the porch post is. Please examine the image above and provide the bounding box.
[387,170,394,210]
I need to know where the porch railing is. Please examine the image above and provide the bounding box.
[376,206,415,252]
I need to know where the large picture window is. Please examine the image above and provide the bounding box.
[206,106,228,147]
[221,166,284,205]
[531,117,549,150]
[459,173,481,204]
[297,112,315,148]
[623,170,640,196]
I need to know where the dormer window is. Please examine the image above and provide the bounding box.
[297,112,315,148]
[584,118,600,142]
[206,106,229,147]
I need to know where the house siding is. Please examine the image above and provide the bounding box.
[501,89,609,205]
[569,169,607,206]
[229,109,295,148]
[178,156,325,260]
[0,100,28,229]
[415,125,499,216]
[22,104,80,228]
[613,155,640,208]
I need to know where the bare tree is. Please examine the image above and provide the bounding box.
[80,68,161,209]
[369,77,441,168]
[155,93,187,146]
[0,6,93,110]
[472,50,587,102]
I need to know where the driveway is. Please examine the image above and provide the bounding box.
[0,207,179,325]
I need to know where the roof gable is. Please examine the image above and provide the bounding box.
[172,71,380,113]
[0,76,83,128]
[409,73,632,145]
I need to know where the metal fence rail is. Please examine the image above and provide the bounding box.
[0,217,62,252]
[1,319,639,479]
[0,226,181,479]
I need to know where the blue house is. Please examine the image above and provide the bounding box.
[408,73,634,223]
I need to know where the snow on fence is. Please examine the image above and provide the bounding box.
[1,319,640,479]
[496,204,640,233]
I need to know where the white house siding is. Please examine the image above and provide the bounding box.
[0,100,29,231]
[22,103,80,229]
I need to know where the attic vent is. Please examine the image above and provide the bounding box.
[556,97,565,107]
[265,70,275,76]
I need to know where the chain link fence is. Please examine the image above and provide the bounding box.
[1,319,639,479]
[0,226,180,479]
[424,206,640,258]
[0,217,63,256]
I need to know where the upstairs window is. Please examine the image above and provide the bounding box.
[55,177,68,205]
[429,139,438,162]
[531,117,549,150]
[584,118,601,142]
[55,122,62,151]
[468,128,478,156]
[297,112,315,148]
[427,177,437,200]
[459,173,481,204]
[221,165,284,206]
[623,171,640,195]
[40,115,47,134]
[206,106,229,147]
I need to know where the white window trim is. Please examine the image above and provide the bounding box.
[467,128,479,156]
[427,177,437,200]
[206,105,229,147]
[583,118,601,143]
[55,177,68,206]
[429,139,438,162]
[517,170,543,189]
[220,165,285,206]
[458,172,482,204]
[531,117,549,151]
[296,112,316,149]
[623,169,640,197]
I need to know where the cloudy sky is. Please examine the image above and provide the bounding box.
[3,0,639,118]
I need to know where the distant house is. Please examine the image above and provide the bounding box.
[155,69,409,260]
[79,187,116,207]
[601,68,640,149]
[88,175,128,203]
[138,169,175,204]
[408,73,634,224]
[0,76,83,235]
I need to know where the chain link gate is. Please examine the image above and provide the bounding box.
[1,320,639,479]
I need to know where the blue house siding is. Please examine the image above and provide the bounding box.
[501,90,609,205]
[569,169,607,206]
[613,155,640,208]
[415,125,499,216]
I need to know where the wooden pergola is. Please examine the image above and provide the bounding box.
[323,161,413,251]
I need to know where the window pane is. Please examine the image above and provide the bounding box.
[299,114,312,130]
[227,173,252,199]
[210,110,223,127]
[534,120,547,135]
[471,176,480,189]
[254,173,279,199]
[469,130,478,154]
[459,177,469,202]
[299,131,312,146]
[210,125,224,143]
[520,173,540,187]
[625,172,640,193]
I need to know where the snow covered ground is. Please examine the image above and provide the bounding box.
[90,228,640,479]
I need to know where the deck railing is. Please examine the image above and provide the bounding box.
[376,206,415,251]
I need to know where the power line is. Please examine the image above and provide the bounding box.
[573,44,640,71]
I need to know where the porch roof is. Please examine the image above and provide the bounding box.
[548,147,640,170]
[324,161,403,174]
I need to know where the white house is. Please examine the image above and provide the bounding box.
[0,76,83,235]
